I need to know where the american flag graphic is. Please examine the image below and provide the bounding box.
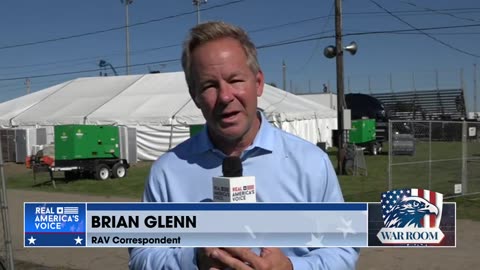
[62,207,79,215]
[381,188,443,228]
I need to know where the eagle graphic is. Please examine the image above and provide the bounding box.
[384,197,439,228]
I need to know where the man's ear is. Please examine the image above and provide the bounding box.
[256,69,265,97]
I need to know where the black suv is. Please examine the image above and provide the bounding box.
[345,93,388,121]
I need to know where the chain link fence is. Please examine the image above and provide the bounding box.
[388,120,480,198]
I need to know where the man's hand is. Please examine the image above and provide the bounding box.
[260,248,293,270]
[197,248,232,270]
[210,248,293,270]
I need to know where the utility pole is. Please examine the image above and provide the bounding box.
[323,1,357,174]
[334,0,346,174]
[193,0,207,25]
[282,60,287,91]
[25,78,31,94]
[474,64,478,115]
[122,0,133,75]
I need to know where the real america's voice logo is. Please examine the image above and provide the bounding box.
[377,188,444,245]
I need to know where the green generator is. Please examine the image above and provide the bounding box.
[348,119,382,155]
[53,125,128,180]
[55,125,120,160]
[349,119,376,144]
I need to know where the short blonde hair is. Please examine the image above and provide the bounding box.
[181,21,260,95]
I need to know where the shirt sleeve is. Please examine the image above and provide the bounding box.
[287,151,360,270]
[128,247,198,270]
[128,161,199,270]
[288,247,359,270]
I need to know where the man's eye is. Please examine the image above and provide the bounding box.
[201,85,214,91]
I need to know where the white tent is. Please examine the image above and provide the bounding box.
[0,81,69,128]
[0,72,336,160]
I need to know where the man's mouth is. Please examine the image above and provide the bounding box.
[219,111,240,121]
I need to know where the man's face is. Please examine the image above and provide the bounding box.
[190,37,264,141]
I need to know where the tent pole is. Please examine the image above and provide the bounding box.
[168,117,174,150]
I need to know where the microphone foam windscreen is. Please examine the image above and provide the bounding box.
[222,156,243,177]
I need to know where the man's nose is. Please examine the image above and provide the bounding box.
[218,82,235,104]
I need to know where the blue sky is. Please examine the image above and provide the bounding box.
[1,0,479,112]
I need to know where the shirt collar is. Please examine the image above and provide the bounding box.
[191,111,275,155]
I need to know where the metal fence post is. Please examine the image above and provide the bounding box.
[428,121,432,190]
[462,120,468,195]
[388,121,393,190]
[0,142,15,270]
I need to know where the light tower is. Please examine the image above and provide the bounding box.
[122,0,133,75]
[193,0,207,25]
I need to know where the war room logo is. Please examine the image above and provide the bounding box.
[377,188,444,245]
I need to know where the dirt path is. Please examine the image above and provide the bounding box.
[2,189,480,269]
[4,189,136,270]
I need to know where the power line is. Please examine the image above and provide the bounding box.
[343,7,480,17]
[0,43,179,77]
[2,23,480,83]
[259,22,480,49]
[381,31,480,36]
[369,0,480,58]
[0,0,245,51]
[3,7,480,72]
[249,15,330,34]
[0,59,179,82]
[294,1,335,73]
[0,78,75,95]
[1,4,478,55]
[0,43,179,73]
[346,23,480,36]
[2,13,329,72]
[400,1,479,22]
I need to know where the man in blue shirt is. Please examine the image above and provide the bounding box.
[129,21,358,270]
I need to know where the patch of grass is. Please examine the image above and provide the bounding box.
[4,141,480,221]
[327,148,480,221]
[5,162,151,198]
[451,196,480,221]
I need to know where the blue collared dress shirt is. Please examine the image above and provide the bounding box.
[129,113,359,269]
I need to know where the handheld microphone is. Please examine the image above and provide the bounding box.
[212,156,256,202]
